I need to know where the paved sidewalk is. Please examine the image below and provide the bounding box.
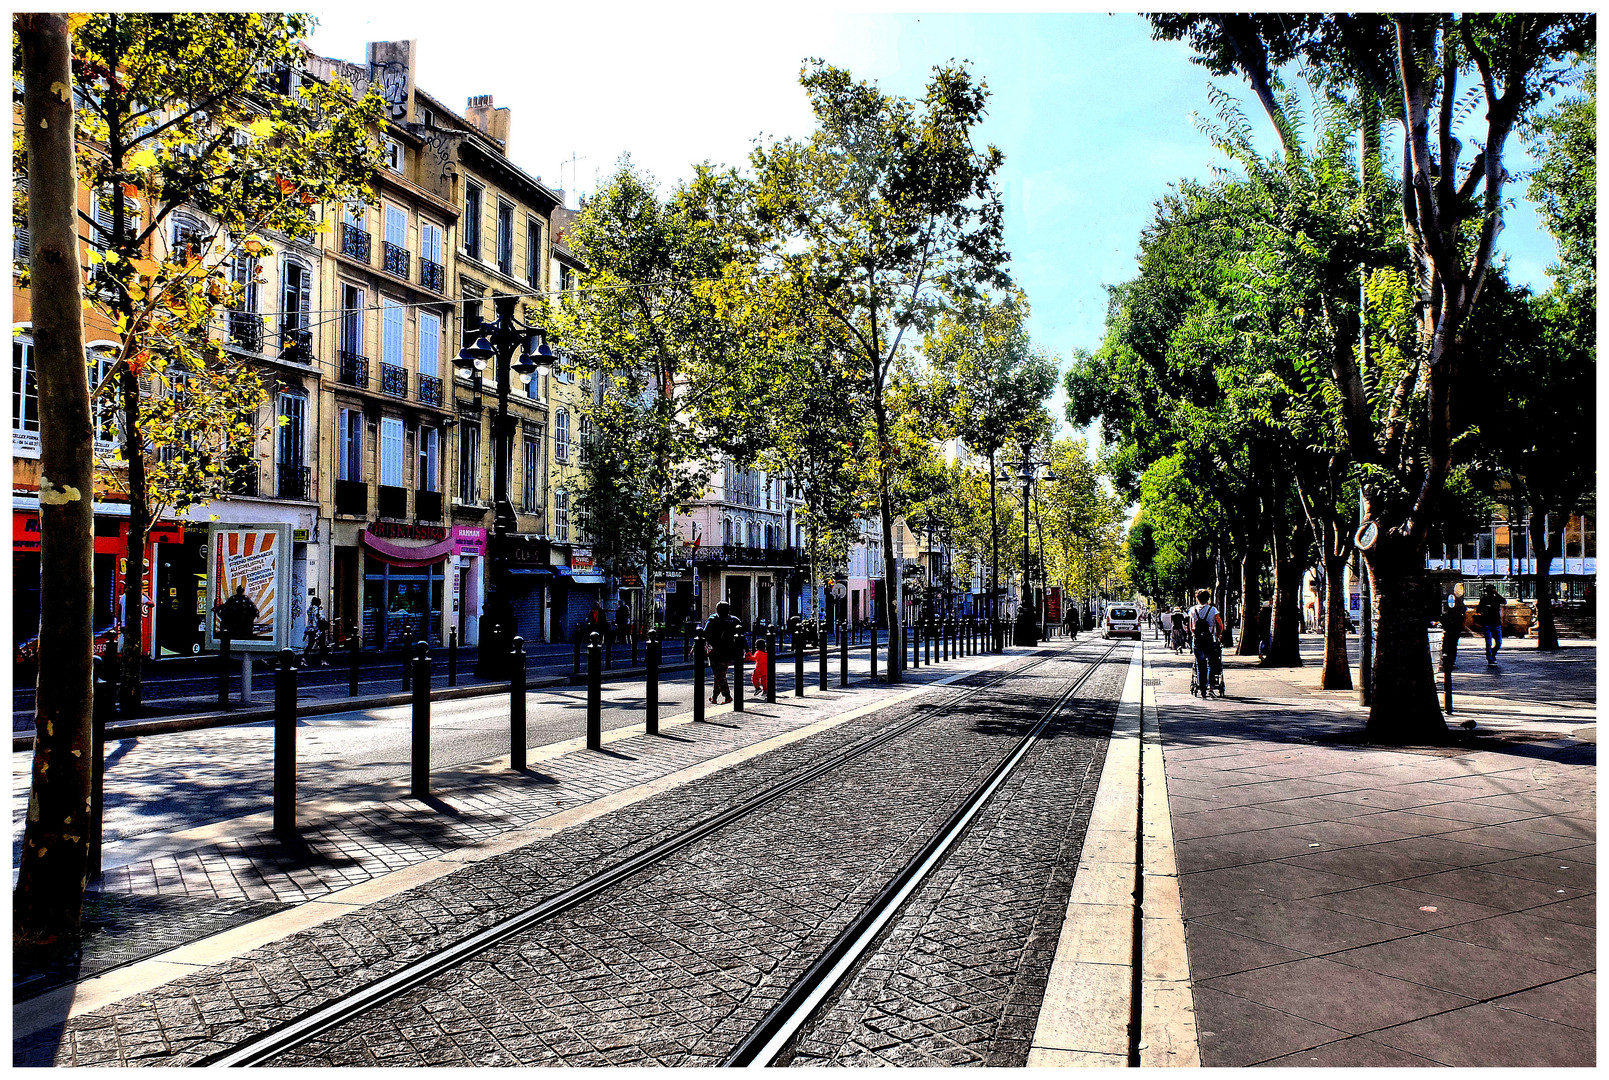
[1151,634,1595,1067]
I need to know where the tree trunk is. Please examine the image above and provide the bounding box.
[1528,513,1562,650]
[1320,542,1353,690]
[873,402,901,682]
[1363,534,1447,742]
[15,12,95,953]
[1215,541,1234,648]
[1237,549,1261,656]
[988,448,999,629]
[1263,498,1303,666]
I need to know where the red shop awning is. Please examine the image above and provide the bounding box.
[360,529,453,568]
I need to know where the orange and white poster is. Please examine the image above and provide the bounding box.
[205,524,292,651]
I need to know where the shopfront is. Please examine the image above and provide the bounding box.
[13,508,123,661]
[357,522,453,650]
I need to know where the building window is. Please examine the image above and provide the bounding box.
[496,199,514,276]
[281,257,312,344]
[554,409,570,463]
[170,212,205,262]
[554,489,569,543]
[276,390,306,468]
[418,311,440,377]
[419,426,439,492]
[522,434,538,512]
[525,216,542,288]
[463,181,482,260]
[578,415,592,466]
[340,284,365,354]
[381,297,405,368]
[339,408,363,481]
[461,283,484,349]
[380,417,404,489]
[383,137,404,173]
[458,421,481,503]
[87,345,117,443]
[422,222,443,264]
[13,337,38,434]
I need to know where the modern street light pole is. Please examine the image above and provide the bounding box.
[454,295,558,680]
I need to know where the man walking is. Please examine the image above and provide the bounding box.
[1189,588,1223,697]
[703,601,739,705]
[1475,585,1504,666]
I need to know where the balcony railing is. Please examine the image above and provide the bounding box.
[380,362,409,398]
[277,462,311,501]
[225,464,259,497]
[339,222,371,263]
[382,241,410,279]
[420,258,445,293]
[279,324,313,364]
[335,478,367,517]
[416,489,443,522]
[692,544,803,568]
[418,372,444,407]
[339,350,369,388]
[378,485,408,520]
[228,311,264,353]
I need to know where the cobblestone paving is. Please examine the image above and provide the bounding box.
[784,663,1127,1066]
[17,650,1067,1067]
[265,651,1120,1067]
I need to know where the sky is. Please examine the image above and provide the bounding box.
[307,4,1568,436]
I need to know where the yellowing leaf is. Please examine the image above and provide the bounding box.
[127,148,159,170]
[248,116,274,139]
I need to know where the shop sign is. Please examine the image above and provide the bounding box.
[619,573,642,587]
[293,528,311,543]
[13,512,41,551]
[452,525,487,557]
[572,548,594,571]
[494,534,548,565]
[369,520,448,542]
[204,524,292,652]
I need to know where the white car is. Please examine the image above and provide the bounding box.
[1104,605,1141,639]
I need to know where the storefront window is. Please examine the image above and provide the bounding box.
[362,557,445,650]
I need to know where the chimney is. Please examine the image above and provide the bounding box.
[465,94,512,152]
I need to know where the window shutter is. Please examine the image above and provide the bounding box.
[386,206,406,247]
[380,417,404,487]
[382,298,404,366]
[418,312,440,376]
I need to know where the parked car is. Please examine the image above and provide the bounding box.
[15,624,120,666]
[1104,605,1142,639]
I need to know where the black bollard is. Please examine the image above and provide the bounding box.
[411,641,430,799]
[349,634,361,696]
[274,648,298,835]
[510,637,527,770]
[646,629,660,735]
[218,631,232,710]
[766,626,778,704]
[587,632,602,749]
[88,655,107,882]
[735,633,746,714]
[840,622,849,687]
[631,629,638,669]
[795,624,806,697]
[693,629,707,722]
[870,624,879,681]
[448,626,459,687]
[819,620,828,690]
[574,630,582,676]
[401,638,411,691]
[925,620,933,665]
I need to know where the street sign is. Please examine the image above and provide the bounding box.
[831,583,847,599]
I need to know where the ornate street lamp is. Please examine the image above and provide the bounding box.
[453,295,558,678]
[999,455,1056,646]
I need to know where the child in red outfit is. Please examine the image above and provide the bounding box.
[746,643,768,694]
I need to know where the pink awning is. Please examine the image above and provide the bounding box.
[360,529,453,568]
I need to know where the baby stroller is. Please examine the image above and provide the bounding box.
[1190,643,1226,698]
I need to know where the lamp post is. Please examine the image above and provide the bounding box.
[453,294,558,679]
[1000,454,1056,646]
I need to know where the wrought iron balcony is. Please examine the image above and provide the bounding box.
[335,478,367,516]
[339,222,371,263]
[228,311,264,353]
[692,544,803,568]
[277,463,311,501]
[378,485,408,520]
[279,324,313,364]
[339,350,369,388]
[380,362,409,398]
[382,241,410,279]
[418,372,444,407]
[415,489,443,522]
[420,258,445,293]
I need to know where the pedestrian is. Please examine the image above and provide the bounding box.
[746,635,768,694]
[303,596,331,666]
[614,604,631,648]
[1188,588,1224,697]
[702,601,739,705]
[217,584,260,641]
[585,602,607,644]
[1171,606,1189,653]
[1475,584,1504,665]
[1438,591,1468,673]
[1158,608,1173,642]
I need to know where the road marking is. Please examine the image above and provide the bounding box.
[14,652,1021,1039]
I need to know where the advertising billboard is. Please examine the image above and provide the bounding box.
[205,524,292,652]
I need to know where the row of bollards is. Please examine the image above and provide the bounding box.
[258,615,1012,838]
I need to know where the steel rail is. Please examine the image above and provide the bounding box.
[202,641,1102,1068]
[721,639,1127,1067]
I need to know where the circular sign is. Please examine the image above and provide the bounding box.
[830,583,848,599]
[1354,521,1379,550]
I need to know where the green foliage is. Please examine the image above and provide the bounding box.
[1525,47,1596,296]
[924,290,1058,462]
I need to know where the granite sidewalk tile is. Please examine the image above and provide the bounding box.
[1152,634,1595,1068]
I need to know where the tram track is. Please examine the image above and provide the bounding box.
[202,639,1127,1068]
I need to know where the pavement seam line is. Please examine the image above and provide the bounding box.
[13,654,1018,1038]
[1137,637,1200,1067]
[1026,642,1142,1066]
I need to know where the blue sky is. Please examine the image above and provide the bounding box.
[308,7,1566,420]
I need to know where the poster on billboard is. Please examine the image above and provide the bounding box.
[205,524,292,652]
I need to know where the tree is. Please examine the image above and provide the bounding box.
[14,12,95,953]
[555,159,756,616]
[1040,439,1129,603]
[1149,13,1596,738]
[748,60,1010,679]
[925,292,1058,630]
[1525,47,1595,297]
[42,13,386,712]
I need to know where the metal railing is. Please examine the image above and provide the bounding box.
[279,324,313,364]
[277,463,311,501]
[228,311,264,353]
[339,350,369,388]
[382,241,410,279]
[420,259,445,293]
[418,372,444,407]
[693,544,805,568]
[339,222,371,263]
[380,362,409,398]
